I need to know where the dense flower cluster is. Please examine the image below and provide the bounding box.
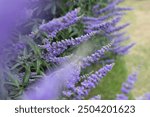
[93,0,132,16]
[83,12,124,24]
[83,0,134,55]
[113,43,135,55]
[46,55,73,64]
[22,1,148,100]
[62,63,114,100]
[84,17,122,33]
[40,31,99,60]
[116,72,138,100]
[39,8,81,38]
[81,42,112,68]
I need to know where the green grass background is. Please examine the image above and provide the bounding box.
[122,0,150,97]
[88,57,128,99]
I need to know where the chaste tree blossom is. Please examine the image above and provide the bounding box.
[107,32,127,39]
[83,12,125,26]
[105,23,130,34]
[113,43,135,55]
[92,0,130,16]
[106,31,134,55]
[40,31,99,60]
[112,36,130,46]
[83,0,134,56]
[84,17,122,33]
[45,55,73,64]
[46,41,113,66]
[116,71,138,100]
[39,8,81,38]
[62,63,114,100]
[121,72,137,94]
[81,42,112,68]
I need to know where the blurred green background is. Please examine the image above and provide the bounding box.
[90,0,150,99]
[123,0,150,97]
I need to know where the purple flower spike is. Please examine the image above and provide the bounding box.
[45,54,73,64]
[39,8,81,38]
[86,17,122,31]
[83,12,124,25]
[116,71,138,100]
[105,23,130,34]
[81,42,112,68]
[76,63,114,99]
[94,0,124,16]
[40,31,98,58]
[115,7,133,12]
[114,43,135,55]
[113,36,130,46]
[121,72,138,94]
[109,32,127,38]
[63,63,114,100]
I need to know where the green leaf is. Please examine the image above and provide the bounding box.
[28,40,41,57]
[23,64,31,86]
[5,82,19,87]
[7,73,20,88]
[36,60,42,74]
[10,62,23,70]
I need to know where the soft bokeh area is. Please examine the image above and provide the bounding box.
[122,0,150,97]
